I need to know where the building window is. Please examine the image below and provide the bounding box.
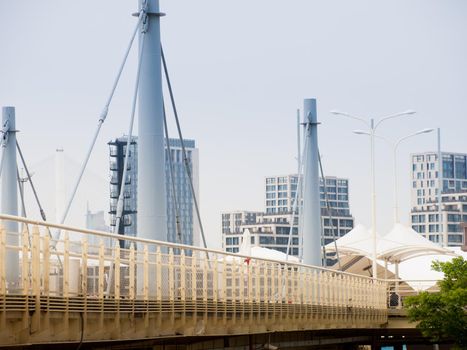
[447,214,461,222]
[448,234,462,243]
[448,224,461,233]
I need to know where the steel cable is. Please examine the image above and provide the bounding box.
[57,10,145,236]
[318,148,342,270]
[113,28,147,238]
[163,102,183,244]
[161,46,209,251]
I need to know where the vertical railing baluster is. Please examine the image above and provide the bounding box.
[180,250,186,302]
[143,244,149,301]
[203,253,208,323]
[169,248,174,302]
[156,246,162,301]
[129,243,135,300]
[31,225,41,331]
[0,225,6,296]
[191,252,197,302]
[277,264,282,320]
[143,244,149,329]
[21,226,29,295]
[63,232,69,299]
[222,256,227,326]
[180,250,186,327]
[305,268,312,320]
[98,239,104,299]
[114,242,120,300]
[43,233,50,297]
[213,253,218,303]
[192,252,198,325]
[232,258,237,324]
[239,259,244,317]
[168,247,175,327]
[81,236,88,313]
[255,260,265,304]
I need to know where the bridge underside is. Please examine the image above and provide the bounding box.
[0,295,387,347]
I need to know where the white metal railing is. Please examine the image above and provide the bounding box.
[0,214,388,317]
[384,278,440,309]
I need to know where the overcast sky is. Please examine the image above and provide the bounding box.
[1,0,466,249]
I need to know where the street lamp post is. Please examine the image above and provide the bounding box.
[354,128,434,224]
[331,109,416,279]
[392,129,434,224]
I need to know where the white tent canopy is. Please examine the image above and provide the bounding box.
[325,223,454,263]
[378,223,453,263]
[325,224,381,257]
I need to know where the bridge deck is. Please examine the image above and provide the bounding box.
[0,214,388,346]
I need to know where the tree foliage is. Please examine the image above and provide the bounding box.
[405,256,467,349]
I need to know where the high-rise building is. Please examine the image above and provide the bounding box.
[410,152,467,246]
[85,206,111,250]
[223,175,354,254]
[265,175,351,216]
[108,136,199,246]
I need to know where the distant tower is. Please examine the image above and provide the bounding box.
[108,136,199,246]
[55,148,65,223]
[108,137,138,241]
[410,151,467,247]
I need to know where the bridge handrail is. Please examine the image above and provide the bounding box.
[0,213,378,281]
[0,212,389,319]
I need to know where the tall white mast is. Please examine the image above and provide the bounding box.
[137,0,167,243]
[301,99,322,266]
[1,106,19,288]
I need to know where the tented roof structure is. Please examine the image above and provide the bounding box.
[387,247,467,287]
[377,223,453,263]
[326,223,454,263]
[325,224,381,257]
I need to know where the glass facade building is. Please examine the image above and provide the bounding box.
[411,152,467,246]
[108,136,199,246]
[223,175,354,255]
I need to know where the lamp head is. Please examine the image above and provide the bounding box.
[418,128,435,134]
[330,110,350,117]
[353,129,371,136]
[403,110,416,115]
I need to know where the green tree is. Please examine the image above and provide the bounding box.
[405,256,467,349]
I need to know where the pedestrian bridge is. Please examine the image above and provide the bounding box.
[0,214,392,347]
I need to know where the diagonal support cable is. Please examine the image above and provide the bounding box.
[106,14,148,296]
[114,27,147,239]
[57,11,144,235]
[285,133,309,261]
[163,103,183,244]
[317,148,341,270]
[16,140,63,267]
[161,45,209,251]
[17,167,31,245]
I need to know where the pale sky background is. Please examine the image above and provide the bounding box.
[1,1,466,250]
